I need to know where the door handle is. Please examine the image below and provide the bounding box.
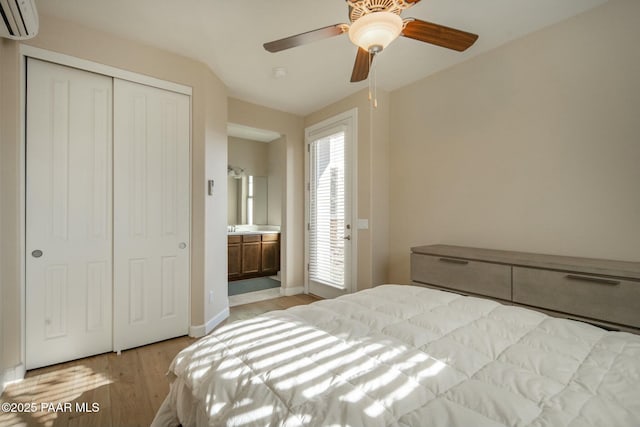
[565,274,620,286]
[344,235,351,240]
[32,249,43,258]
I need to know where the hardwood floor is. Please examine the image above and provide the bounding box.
[0,294,319,427]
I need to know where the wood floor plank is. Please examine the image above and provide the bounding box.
[0,294,320,427]
[108,349,155,427]
[137,336,195,411]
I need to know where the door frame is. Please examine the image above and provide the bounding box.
[18,45,193,371]
[304,108,358,297]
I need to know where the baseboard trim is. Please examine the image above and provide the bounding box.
[189,307,230,338]
[1,363,26,395]
[280,286,305,296]
[229,288,281,307]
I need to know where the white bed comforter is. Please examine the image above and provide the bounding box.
[152,285,640,427]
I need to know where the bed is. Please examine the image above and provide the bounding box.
[151,284,640,426]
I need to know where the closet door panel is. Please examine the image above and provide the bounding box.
[113,79,190,351]
[26,58,113,369]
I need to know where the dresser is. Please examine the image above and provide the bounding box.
[411,245,640,333]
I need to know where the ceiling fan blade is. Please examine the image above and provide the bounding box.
[402,19,478,52]
[350,47,373,83]
[264,24,348,53]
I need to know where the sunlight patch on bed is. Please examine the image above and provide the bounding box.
[188,353,232,380]
[341,388,366,404]
[248,330,328,366]
[301,377,335,400]
[191,365,212,380]
[382,379,420,405]
[219,321,293,346]
[280,347,359,393]
[364,401,387,418]
[272,343,348,385]
[416,359,447,380]
[210,401,227,415]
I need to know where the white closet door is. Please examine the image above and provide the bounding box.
[26,59,113,369]
[113,79,190,351]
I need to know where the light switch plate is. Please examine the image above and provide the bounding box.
[357,219,369,230]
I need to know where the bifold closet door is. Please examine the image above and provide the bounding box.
[113,79,190,351]
[26,59,113,369]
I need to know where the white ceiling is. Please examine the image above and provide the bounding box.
[35,0,608,116]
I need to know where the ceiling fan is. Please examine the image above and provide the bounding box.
[263,0,479,83]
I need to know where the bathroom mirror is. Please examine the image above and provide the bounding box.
[228,175,268,225]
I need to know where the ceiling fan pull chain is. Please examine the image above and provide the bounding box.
[368,50,373,101]
[373,66,378,108]
[368,51,378,108]
[368,50,378,108]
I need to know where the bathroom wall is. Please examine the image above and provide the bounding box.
[228,135,282,226]
[228,136,269,176]
[267,137,284,227]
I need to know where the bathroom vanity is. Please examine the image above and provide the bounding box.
[228,230,280,281]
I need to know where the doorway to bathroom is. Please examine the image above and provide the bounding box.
[227,123,283,306]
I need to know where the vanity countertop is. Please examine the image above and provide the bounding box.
[228,230,280,236]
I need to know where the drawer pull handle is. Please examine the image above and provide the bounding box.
[565,274,620,286]
[439,257,469,265]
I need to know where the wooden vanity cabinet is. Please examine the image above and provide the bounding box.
[261,233,280,274]
[228,233,280,281]
[241,234,261,275]
[227,235,242,279]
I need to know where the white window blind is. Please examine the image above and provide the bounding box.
[309,131,346,288]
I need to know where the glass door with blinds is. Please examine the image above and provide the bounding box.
[305,110,357,299]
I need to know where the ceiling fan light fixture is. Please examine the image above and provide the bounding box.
[348,11,403,52]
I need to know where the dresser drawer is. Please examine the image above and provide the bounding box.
[242,234,261,243]
[261,233,279,242]
[411,253,511,300]
[228,235,241,244]
[513,267,640,328]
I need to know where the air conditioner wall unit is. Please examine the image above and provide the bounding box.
[0,0,38,40]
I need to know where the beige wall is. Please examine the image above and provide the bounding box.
[227,135,283,226]
[388,0,640,283]
[0,38,21,380]
[0,14,228,374]
[228,136,269,176]
[0,38,5,389]
[267,137,285,227]
[305,88,391,290]
[0,38,3,388]
[228,99,305,292]
[203,69,229,324]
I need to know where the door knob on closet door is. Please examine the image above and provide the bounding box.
[179,242,187,249]
[32,249,43,258]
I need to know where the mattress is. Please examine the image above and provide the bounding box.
[151,284,640,427]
